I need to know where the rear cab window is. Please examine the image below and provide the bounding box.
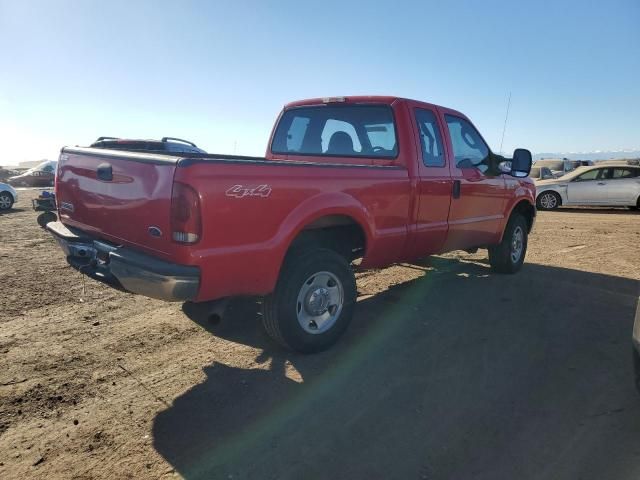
[271,104,398,163]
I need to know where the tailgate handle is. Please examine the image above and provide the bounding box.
[97,163,113,181]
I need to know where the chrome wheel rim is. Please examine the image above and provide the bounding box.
[0,194,11,210]
[540,192,557,209]
[511,226,524,263]
[296,271,344,334]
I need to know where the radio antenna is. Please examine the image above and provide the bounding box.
[499,92,511,154]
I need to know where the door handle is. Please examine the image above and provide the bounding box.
[452,180,461,199]
[597,182,606,186]
[97,163,113,181]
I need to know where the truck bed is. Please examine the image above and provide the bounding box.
[56,146,411,301]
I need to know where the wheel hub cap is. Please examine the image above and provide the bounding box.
[541,193,556,208]
[511,226,524,263]
[296,271,344,334]
[306,287,330,316]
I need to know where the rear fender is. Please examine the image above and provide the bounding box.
[272,191,375,273]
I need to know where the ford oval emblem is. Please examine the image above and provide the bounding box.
[148,226,162,238]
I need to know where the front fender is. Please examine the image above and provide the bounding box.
[498,182,536,242]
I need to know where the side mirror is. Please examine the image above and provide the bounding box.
[510,148,532,177]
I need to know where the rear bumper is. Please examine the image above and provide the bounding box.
[46,221,200,302]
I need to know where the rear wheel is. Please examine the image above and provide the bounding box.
[488,214,528,274]
[0,192,14,210]
[536,191,561,210]
[630,196,640,211]
[262,248,356,353]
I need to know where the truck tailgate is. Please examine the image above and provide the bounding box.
[55,148,178,257]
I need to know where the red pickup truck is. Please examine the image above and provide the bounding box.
[47,96,535,352]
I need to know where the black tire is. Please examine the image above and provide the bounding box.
[630,197,640,211]
[262,248,357,353]
[634,347,640,395]
[37,211,57,228]
[488,214,528,274]
[0,192,14,211]
[536,191,561,210]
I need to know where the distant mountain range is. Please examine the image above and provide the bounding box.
[533,150,640,161]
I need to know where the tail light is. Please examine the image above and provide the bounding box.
[171,182,201,244]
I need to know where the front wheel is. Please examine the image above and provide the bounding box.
[488,214,528,274]
[262,248,357,353]
[0,192,14,211]
[536,191,561,210]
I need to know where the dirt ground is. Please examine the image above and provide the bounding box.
[1,189,639,480]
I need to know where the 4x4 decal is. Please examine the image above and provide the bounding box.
[225,184,272,198]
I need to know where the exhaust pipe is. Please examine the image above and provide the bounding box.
[182,298,229,325]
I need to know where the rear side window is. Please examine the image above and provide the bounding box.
[415,108,445,167]
[612,168,638,179]
[271,105,397,158]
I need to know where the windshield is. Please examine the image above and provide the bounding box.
[544,166,593,181]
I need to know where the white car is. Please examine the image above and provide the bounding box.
[0,182,18,210]
[536,165,640,210]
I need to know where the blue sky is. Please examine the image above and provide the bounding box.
[1,0,638,165]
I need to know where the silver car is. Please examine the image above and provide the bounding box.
[0,182,18,210]
[536,165,640,210]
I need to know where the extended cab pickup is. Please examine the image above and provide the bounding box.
[47,96,535,352]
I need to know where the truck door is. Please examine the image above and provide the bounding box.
[439,110,506,251]
[406,104,452,257]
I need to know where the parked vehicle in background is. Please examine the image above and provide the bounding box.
[0,182,18,210]
[534,158,575,178]
[569,160,594,169]
[536,165,640,210]
[0,167,20,182]
[8,160,57,187]
[529,166,554,181]
[47,96,535,352]
[90,136,206,154]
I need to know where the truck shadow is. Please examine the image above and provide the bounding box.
[155,259,640,480]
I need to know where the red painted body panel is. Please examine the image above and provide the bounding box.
[172,162,411,300]
[56,152,178,259]
[55,96,535,303]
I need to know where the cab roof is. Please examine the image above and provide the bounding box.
[284,96,465,117]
